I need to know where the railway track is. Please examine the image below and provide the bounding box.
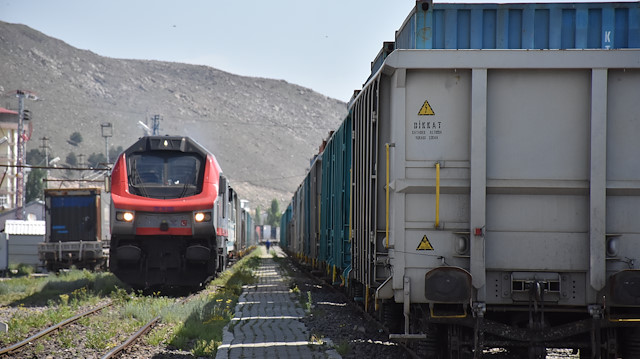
[100,311,162,359]
[0,301,113,357]
[100,293,197,359]
[0,290,209,358]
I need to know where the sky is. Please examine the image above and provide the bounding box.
[0,0,627,102]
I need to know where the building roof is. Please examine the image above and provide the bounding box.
[0,201,45,231]
[0,108,18,115]
[5,220,46,235]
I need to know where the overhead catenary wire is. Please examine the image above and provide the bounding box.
[0,164,110,171]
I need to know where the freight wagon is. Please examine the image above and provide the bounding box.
[227,192,257,260]
[235,202,256,258]
[38,188,107,271]
[282,1,640,357]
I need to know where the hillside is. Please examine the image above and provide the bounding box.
[0,20,347,211]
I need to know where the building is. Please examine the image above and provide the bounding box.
[3,219,46,270]
[0,107,19,211]
[0,200,44,231]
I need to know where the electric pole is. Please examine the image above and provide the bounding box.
[101,122,112,163]
[40,136,50,189]
[40,136,50,165]
[14,90,36,219]
[16,92,26,219]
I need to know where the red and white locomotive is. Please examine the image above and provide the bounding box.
[108,135,232,289]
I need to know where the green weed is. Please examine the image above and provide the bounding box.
[57,329,75,348]
[335,340,352,355]
[0,304,76,344]
[163,247,261,357]
[146,325,172,346]
[306,291,312,312]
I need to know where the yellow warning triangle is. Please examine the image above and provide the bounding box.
[418,100,435,116]
[417,235,434,250]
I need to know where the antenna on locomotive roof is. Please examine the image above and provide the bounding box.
[137,115,162,136]
[137,121,151,136]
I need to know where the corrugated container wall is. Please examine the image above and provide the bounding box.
[371,1,640,73]
[45,189,101,243]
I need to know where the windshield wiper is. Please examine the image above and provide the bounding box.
[178,183,189,198]
[130,159,149,197]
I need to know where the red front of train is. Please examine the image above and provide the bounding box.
[109,136,225,289]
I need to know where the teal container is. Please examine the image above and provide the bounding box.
[280,204,292,250]
[320,114,352,278]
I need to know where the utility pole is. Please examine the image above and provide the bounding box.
[14,90,36,219]
[78,154,85,181]
[40,136,50,165]
[40,136,50,189]
[16,91,26,220]
[101,122,112,163]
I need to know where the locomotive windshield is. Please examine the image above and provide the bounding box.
[127,152,204,199]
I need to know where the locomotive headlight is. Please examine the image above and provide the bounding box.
[116,211,135,222]
[194,212,211,222]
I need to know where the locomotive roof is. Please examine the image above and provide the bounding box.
[124,135,210,155]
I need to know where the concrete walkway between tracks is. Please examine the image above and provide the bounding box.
[216,245,341,359]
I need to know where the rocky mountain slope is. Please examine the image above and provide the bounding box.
[0,20,347,211]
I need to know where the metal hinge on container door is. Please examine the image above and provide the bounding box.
[372,111,377,123]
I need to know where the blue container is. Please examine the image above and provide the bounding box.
[372,1,640,72]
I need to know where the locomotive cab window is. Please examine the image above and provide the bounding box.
[127,152,204,199]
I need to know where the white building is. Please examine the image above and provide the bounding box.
[0,107,19,211]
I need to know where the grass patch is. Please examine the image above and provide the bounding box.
[0,268,129,347]
[305,291,312,312]
[146,324,173,346]
[75,304,141,350]
[290,285,312,312]
[335,339,351,355]
[0,251,263,357]
[0,276,49,305]
[0,302,78,344]
[162,248,262,357]
[0,269,125,307]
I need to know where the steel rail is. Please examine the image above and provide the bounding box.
[100,314,161,359]
[0,301,113,356]
[100,294,195,359]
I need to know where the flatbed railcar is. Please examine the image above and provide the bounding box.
[282,1,640,358]
[108,135,247,289]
